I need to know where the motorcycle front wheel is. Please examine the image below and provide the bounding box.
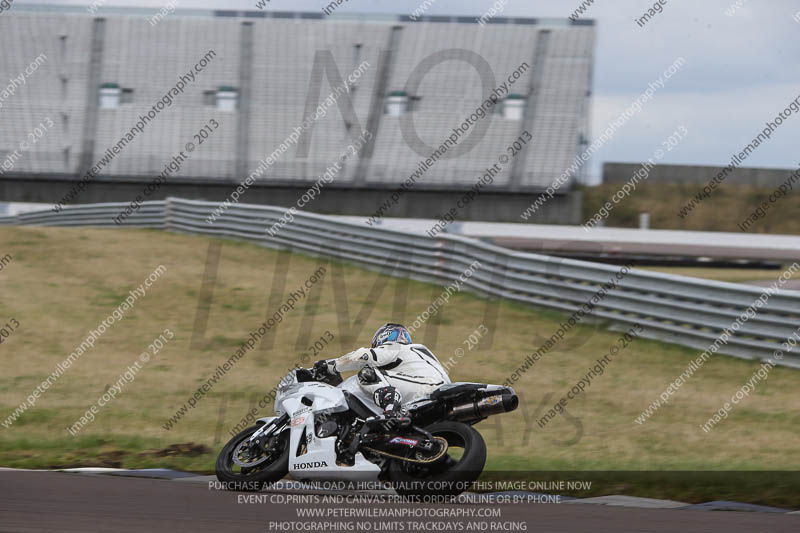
[387,421,487,497]
[215,424,289,491]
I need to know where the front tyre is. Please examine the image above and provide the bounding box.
[215,424,289,491]
[388,421,486,497]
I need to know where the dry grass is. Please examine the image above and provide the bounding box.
[581,183,800,234]
[639,266,787,283]
[1,226,799,478]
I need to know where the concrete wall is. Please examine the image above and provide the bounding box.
[0,176,581,224]
[603,162,800,187]
[0,11,594,193]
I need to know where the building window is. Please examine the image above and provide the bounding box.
[99,83,121,108]
[385,90,410,116]
[502,93,526,120]
[99,83,134,108]
[215,86,238,111]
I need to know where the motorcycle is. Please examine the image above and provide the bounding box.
[216,364,518,496]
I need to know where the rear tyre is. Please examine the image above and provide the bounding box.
[388,421,486,497]
[215,424,289,491]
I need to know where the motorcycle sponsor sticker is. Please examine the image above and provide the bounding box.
[389,436,419,447]
[291,416,305,427]
[293,460,328,469]
[485,395,502,405]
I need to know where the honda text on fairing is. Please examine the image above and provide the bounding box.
[215,363,518,496]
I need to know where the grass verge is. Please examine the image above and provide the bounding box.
[581,183,800,234]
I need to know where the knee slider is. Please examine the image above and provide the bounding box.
[374,386,402,409]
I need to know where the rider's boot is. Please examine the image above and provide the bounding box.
[374,386,411,428]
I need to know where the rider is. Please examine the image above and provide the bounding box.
[314,323,451,422]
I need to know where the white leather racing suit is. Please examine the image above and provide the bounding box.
[332,342,451,407]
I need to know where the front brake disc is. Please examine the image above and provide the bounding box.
[232,439,270,468]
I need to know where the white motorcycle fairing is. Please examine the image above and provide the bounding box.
[216,365,519,496]
[270,377,382,481]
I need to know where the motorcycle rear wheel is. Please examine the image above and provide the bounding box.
[387,421,486,497]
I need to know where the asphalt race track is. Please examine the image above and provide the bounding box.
[1,471,798,532]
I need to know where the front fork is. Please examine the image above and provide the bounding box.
[248,413,289,453]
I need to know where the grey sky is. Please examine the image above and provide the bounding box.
[24,0,800,182]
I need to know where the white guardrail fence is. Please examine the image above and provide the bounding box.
[2,197,799,368]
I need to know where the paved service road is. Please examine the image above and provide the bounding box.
[1,471,798,532]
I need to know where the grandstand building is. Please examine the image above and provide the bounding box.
[0,5,595,223]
